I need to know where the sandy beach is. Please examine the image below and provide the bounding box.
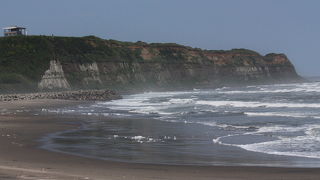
[0,99,319,180]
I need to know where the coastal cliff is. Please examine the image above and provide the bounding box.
[38,60,71,90]
[0,36,301,92]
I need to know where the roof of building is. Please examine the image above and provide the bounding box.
[3,26,26,30]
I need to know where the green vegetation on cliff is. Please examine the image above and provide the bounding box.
[0,35,300,92]
[0,36,136,91]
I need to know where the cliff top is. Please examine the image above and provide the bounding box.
[0,35,267,59]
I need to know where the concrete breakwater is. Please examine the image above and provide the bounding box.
[0,89,121,101]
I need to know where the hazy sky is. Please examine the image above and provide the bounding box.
[1,0,319,76]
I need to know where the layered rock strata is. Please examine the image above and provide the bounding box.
[38,60,71,90]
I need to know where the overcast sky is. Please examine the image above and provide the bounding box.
[1,0,319,76]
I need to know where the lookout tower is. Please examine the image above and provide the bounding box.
[3,26,27,36]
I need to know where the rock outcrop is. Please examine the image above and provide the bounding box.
[38,60,71,90]
[79,62,102,85]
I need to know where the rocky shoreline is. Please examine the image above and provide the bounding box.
[0,89,121,102]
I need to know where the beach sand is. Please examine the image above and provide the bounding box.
[0,99,319,180]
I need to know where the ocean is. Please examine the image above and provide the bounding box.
[41,79,320,167]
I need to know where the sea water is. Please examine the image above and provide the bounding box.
[41,79,320,167]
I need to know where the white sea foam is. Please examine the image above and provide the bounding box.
[212,134,246,146]
[131,136,145,140]
[98,96,197,117]
[216,88,320,94]
[212,124,320,159]
[255,125,306,134]
[168,98,195,104]
[198,121,252,130]
[196,100,320,108]
[127,135,177,143]
[113,135,156,143]
[238,135,320,159]
[245,112,320,119]
[214,82,320,94]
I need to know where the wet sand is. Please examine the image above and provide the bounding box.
[0,99,319,180]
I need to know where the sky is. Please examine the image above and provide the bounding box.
[1,0,319,76]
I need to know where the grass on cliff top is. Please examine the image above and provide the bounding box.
[0,35,143,79]
[0,35,263,64]
[206,48,261,56]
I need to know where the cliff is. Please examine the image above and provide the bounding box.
[0,35,301,92]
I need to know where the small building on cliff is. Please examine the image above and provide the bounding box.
[3,26,27,36]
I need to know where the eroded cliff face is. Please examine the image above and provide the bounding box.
[57,44,300,90]
[38,60,71,90]
[41,45,300,90]
[0,36,301,91]
[79,62,102,85]
[39,61,105,90]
